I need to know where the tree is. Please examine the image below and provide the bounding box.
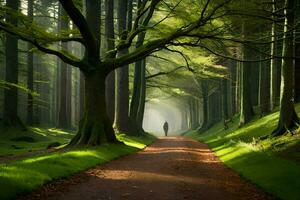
[0,0,233,145]
[239,23,254,127]
[2,0,24,129]
[270,0,281,109]
[272,0,300,136]
[114,0,131,133]
[295,0,300,102]
[104,0,115,123]
[129,0,153,134]
[57,4,70,129]
[26,0,34,125]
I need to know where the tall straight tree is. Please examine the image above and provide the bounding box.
[130,0,155,134]
[3,0,24,128]
[239,23,254,127]
[115,0,131,133]
[26,0,34,125]
[199,79,209,131]
[294,0,300,102]
[270,0,281,110]
[259,59,270,115]
[105,0,115,123]
[57,4,70,128]
[272,0,300,136]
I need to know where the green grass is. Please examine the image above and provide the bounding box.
[0,132,156,200]
[186,104,300,200]
[0,127,75,156]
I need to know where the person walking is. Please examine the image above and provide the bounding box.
[163,121,169,136]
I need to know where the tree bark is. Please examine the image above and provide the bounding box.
[136,59,147,133]
[3,0,24,128]
[222,77,229,121]
[239,23,254,126]
[105,0,115,123]
[259,59,271,115]
[199,79,208,131]
[272,0,300,136]
[69,70,118,145]
[57,4,70,129]
[26,0,34,125]
[294,0,300,102]
[270,0,281,110]
[115,0,131,133]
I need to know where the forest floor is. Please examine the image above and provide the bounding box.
[186,103,300,200]
[19,137,272,200]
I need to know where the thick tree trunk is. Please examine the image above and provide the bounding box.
[272,0,300,136]
[69,71,118,145]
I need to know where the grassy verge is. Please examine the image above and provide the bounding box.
[0,132,156,200]
[186,104,300,200]
[0,127,75,156]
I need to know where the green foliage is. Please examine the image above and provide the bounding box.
[0,80,39,97]
[186,104,300,200]
[0,131,155,200]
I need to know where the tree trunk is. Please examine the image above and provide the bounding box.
[26,0,34,125]
[272,0,300,136]
[270,0,281,110]
[200,80,208,131]
[105,0,115,122]
[136,61,146,131]
[66,66,72,127]
[69,71,118,145]
[222,77,229,121]
[295,0,300,102]
[236,61,241,113]
[259,59,271,115]
[115,0,131,133]
[239,24,254,126]
[3,0,24,128]
[57,4,70,128]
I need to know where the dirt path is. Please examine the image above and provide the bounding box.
[20,137,272,200]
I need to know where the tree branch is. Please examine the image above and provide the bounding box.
[58,0,98,57]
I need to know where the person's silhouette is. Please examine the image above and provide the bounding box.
[163,121,169,136]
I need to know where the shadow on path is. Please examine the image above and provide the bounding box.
[20,137,272,200]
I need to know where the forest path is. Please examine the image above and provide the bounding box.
[20,137,272,200]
